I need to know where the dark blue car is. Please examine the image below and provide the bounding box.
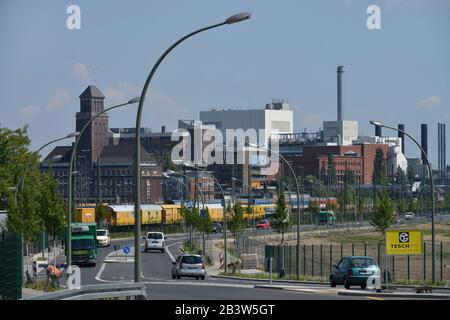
[330,256,380,289]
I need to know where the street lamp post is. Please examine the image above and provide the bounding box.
[370,120,436,284]
[248,143,302,279]
[67,98,139,268]
[133,12,251,282]
[166,170,207,255]
[183,163,229,273]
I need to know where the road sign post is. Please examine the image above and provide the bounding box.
[123,246,131,263]
[385,229,423,284]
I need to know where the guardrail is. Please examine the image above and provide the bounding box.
[23,282,147,300]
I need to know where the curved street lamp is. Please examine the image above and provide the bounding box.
[248,142,302,279]
[66,97,140,268]
[182,163,230,272]
[133,12,251,282]
[370,120,436,284]
[162,173,193,204]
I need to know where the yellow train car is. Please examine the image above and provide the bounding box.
[74,207,96,223]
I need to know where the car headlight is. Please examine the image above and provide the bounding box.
[89,255,94,259]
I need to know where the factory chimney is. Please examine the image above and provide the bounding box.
[337,66,344,122]
[375,125,382,137]
[398,124,405,154]
[421,124,428,164]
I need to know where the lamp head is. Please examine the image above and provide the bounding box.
[370,120,384,127]
[128,97,141,104]
[66,132,80,138]
[225,12,251,24]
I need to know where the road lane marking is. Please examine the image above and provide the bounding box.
[366,296,385,300]
[166,241,182,262]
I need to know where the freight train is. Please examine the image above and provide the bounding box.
[74,197,336,226]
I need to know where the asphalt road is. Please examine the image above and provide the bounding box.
[69,235,393,300]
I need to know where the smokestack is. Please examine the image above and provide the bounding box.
[161,125,166,133]
[375,125,382,137]
[398,124,405,154]
[337,66,344,122]
[421,124,428,164]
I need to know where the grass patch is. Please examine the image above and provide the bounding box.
[219,271,328,283]
[391,279,448,287]
[332,233,384,244]
[24,279,62,292]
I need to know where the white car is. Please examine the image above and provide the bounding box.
[404,212,415,221]
[144,232,165,253]
[96,229,111,247]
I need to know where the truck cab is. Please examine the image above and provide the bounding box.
[70,223,98,267]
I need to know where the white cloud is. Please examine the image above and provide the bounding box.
[45,89,71,111]
[20,105,41,118]
[418,95,442,111]
[72,63,89,83]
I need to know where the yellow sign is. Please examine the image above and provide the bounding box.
[385,229,423,255]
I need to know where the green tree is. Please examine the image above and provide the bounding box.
[0,126,33,210]
[372,148,387,185]
[271,185,293,244]
[227,200,245,244]
[180,204,199,248]
[369,190,393,233]
[39,170,66,265]
[95,204,109,228]
[396,167,408,186]
[407,166,416,184]
[327,152,336,185]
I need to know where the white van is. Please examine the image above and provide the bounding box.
[144,232,165,253]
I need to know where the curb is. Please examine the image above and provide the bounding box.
[211,274,450,291]
[254,285,285,290]
[211,274,327,286]
[338,290,450,299]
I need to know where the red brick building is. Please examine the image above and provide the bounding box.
[283,144,388,185]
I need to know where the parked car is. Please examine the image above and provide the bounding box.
[330,256,380,289]
[143,232,165,253]
[404,212,415,221]
[256,219,270,230]
[213,222,223,233]
[172,254,206,280]
[96,229,111,247]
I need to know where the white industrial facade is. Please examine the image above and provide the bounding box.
[199,102,293,146]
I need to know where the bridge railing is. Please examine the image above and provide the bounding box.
[22,282,147,300]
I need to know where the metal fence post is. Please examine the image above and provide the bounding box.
[330,244,333,273]
[311,245,314,277]
[320,244,323,278]
[392,255,395,281]
[303,244,306,276]
[364,243,367,256]
[340,243,343,259]
[352,243,355,256]
[407,255,410,281]
[377,242,380,268]
[440,242,443,282]
[423,242,426,281]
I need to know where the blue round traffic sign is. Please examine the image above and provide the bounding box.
[123,246,130,254]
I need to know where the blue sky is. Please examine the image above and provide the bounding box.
[1,0,449,166]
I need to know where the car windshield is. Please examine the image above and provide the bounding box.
[181,256,203,264]
[72,239,94,250]
[351,258,377,268]
[258,220,267,224]
[148,233,163,239]
[97,231,107,236]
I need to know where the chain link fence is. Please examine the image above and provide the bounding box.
[263,241,450,283]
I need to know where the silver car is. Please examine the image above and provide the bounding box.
[172,254,206,280]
